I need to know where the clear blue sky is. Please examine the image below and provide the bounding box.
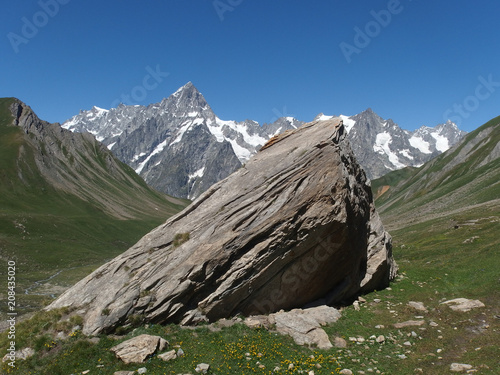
[1,0,499,132]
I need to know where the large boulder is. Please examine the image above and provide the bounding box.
[47,118,397,335]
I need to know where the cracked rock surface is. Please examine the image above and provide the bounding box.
[48,118,397,335]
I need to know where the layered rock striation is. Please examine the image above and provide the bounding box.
[48,118,397,335]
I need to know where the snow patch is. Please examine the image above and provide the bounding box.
[107,142,116,150]
[317,114,334,121]
[340,115,356,133]
[272,127,283,136]
[135,140,168,174]
[132,152,147,162]
[189,167,205,180]
[229,140,252,160]
[374,132,406,169]
[62,118,77,129]
[409,136,432,154]
[399,149,413,159]
[209,117,267,156]
[431,133,449,152]
[172,118,204,145]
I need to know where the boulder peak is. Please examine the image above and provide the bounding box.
[48,117,397,335]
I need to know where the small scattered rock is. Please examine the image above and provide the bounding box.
[376,335,385,343]
[216,318,237,329]
[2,347,35,362]
[407,301,427,312]
[353,301,360,311]
[339,370,353,375]
[177,348,185,357]
[450,363,473,372]
[441,298,485,312]
[244,316,269,329]
[393,320,425,329]
[137,368,147,374]
[195,363,210,373]
[87,337,101,344]
[158,349,177,362]
[334,337,347,348]
[463,236,479,244]
[113,371,135,375]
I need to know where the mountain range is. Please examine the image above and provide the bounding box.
[62,82,466,199]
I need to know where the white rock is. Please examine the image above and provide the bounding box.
[441,298,485,312]
[407,301,427,312]
[450,363,473,372]
[195,363,210,373]
[158,350,177,362]
[376,335,385,343]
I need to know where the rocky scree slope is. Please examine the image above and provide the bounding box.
[48,117,397,336]
[63,83,465,199]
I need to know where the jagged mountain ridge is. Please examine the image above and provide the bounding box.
[339,109,466,179]
[63,83,466,198]
[63,83,302,199]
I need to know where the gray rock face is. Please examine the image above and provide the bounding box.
[345,109,467,179]
[48,118,397,335]
[63,82,301,199]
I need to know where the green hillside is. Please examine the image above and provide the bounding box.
[368,115,500,373]
[373,115,500,230]
[0,98,189,316]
